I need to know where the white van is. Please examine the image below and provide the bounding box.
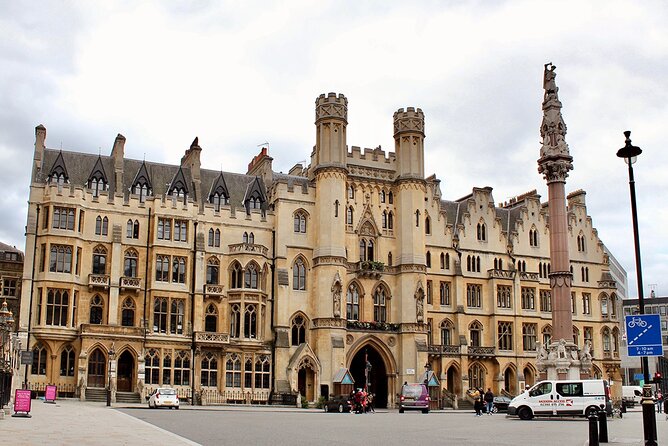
[508,379,611,420]
[622,385,642,407]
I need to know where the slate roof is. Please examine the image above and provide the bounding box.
[39,148,272,208]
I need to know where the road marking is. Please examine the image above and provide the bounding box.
[628,324,652,345]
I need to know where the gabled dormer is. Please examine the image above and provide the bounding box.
[48,150,69,186]
[168,166,189,204]
[131,161,152,203]
[87,155,108,197]
[209,171,230,211]
[243,176,267,215]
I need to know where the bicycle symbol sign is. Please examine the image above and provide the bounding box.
[625,314,663,357]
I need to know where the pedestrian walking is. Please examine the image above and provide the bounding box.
[656,390,663,414]
[484,388,495,415]
[473,390,483,416]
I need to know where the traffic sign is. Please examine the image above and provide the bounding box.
[625,314,664,357]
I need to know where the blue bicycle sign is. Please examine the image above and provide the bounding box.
[625,314,663,357]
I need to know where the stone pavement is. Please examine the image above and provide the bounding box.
[2,399,197,446]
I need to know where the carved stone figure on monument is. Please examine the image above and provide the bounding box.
[579,340,592,361]
[543,63,558,100]
[332,272,342,318]
[537,342,549,361]
[557,339,567,359]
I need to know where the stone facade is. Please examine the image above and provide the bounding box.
[16,92,622,408]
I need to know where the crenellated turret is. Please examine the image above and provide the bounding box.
[393,107,425,179]
[312,92,348,171]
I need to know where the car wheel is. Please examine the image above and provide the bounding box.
[175,407,179,410]
[323,404,328,412]
[338,404,344,413]
[399,408,404,414]
[492,406,499,414]
[422,409,429,414]
[518,406,533,420]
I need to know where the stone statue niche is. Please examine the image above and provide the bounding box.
[332,272,342,318]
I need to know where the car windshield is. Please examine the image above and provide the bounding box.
[159,389,176,395]
[402,385,424,398]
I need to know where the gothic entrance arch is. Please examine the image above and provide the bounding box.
[87,348,106,388]
[350,346,388,408]
[117,350,135,392]
[297,357,317,401]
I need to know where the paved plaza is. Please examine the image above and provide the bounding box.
[2,400,667,446]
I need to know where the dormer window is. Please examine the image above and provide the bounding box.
[211,192,229,211]
[171,187,187,204]
[133,183,151,203]
[89,178,107,197]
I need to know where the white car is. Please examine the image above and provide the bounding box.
[148,388,180,409]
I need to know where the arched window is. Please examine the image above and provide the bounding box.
[92,245,107,275]
[244,304,257,339]
[89,177,106,197]
[173,351,190,386]
[291,314,306,346]
[162,354,172,384]
[208,228,215,247]
[145,349,159,385]
[602,327,611,352]
[230,262,243,288]
[426,251,431,268]
[347,185,354,199]
[573,326,580,346]
[529,227,538,247]
[346,284,360,321]
[380,190,386,203]
[90,294,104,324]
[346,207,354,225]
[467,255,471,272]
[425,216,431,235]
[206,257,220,285]
[102,217,108,236]
[373,286,387,323]
[225,354,242,388]
[601,295,609,316]
[121,297,135,327]
[612,327,620,353]
[387,252,393,266]
[242,232,249,243]
[293,211,307,233]
[126,219,133,238]
[201,352,218,387]
[215,229,220,247]
[292,257,306,291]
[169,300,185,334]
[388,192,394,204]
[60,345,76,376]
[440,253,445,269]
[249,232,255,244]
[415,210,420,227]
[542,325,552,346]
[577,233,586,252]
[230,304,241,338]
[477,222,486,241]
[205,304,218,332]
[244,263,259,289]
[469,320,482,347]
[126,219,140,239]
[382,211,387,229]
[469,363,485,389]
[445,253,450,269]
[124,248,138,278]
[388,211,394,230]
[31,344,47,375]
[95,216,102,235]
[440,319,454,345]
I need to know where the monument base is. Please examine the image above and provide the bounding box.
[536,339,592,381]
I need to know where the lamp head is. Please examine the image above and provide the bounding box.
[616,130,642,163]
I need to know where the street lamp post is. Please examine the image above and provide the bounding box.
[616,130,657,446]
[106,344,116,407]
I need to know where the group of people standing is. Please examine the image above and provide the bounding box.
[351,388,375,414]
[473,388,495,416]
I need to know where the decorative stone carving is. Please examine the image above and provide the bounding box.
[387,336,396,347]
[579,340,592,361]
[414,281,425,323]
[346,334,354,345]
[331,272,342,318]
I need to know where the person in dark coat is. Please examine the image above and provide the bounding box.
[484,388,495,415]
[473,389,483,416]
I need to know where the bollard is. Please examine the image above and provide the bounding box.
[598,409,608,443]
[588,412,599,446]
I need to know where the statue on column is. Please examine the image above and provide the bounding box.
[332,272,342,318]
[543,63,559,100]
[415,281,425,323]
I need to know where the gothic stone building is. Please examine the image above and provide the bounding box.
[18,93,622,407]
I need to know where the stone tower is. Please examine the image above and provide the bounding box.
[311,93,349,383]
[393,107,429,384]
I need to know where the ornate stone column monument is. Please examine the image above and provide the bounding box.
[536,63,591,379]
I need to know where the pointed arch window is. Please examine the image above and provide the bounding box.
[244,304,257,339]
[382,211,387,229]
[255,356,270,389]
[380,190,386,203]
[124,248,138,278]
[89,294,104,324]
[542,325,552,346]
[373,287,387,323]
[121,297,135,327]
[174,351,190,386]
[162,354,172,385]
[426,251,431,268]
[415,210,420,227]
[602,327,611,352]
[387,252,393,266]
[145,349,159,385]
[230,304,241,338]
[577,233,586,252]
[244,263,259,289]
[292,257,306,291]
[206,257,220,285]
[208,228,215,247]
[242,232,249,243]
[169,299,185,334]
[425,216,431,235]
[346,207,354,226]
[477,222,486,241]
[347,185,354,199]
[60,345,76,376]
[89,177,106,197]
[205,304,218,332]
[291,314,306,346]
[92,245,107,275]
[440,319,454,345]
[201,352,218,387]
[211,192,229,211]
[126,219,139,239]
[529,227,539,247]
[346,284,360,321]
[440,253,445,269]
[230,262,243,288]
[388,191,394,204]
[225,354,242,387]
[469,321,483,347]
[573,326,580,346]
[522,323,537,351]
[388,211,394,230]
[293,211,307,233]
[32,344,47,375]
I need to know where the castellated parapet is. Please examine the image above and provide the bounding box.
[315,92,348,124]
[393,107,425,137]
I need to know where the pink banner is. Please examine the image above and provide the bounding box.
[14,389,32,413]
[45,385,57,402]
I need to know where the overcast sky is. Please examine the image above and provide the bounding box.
[1,0,666,297]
